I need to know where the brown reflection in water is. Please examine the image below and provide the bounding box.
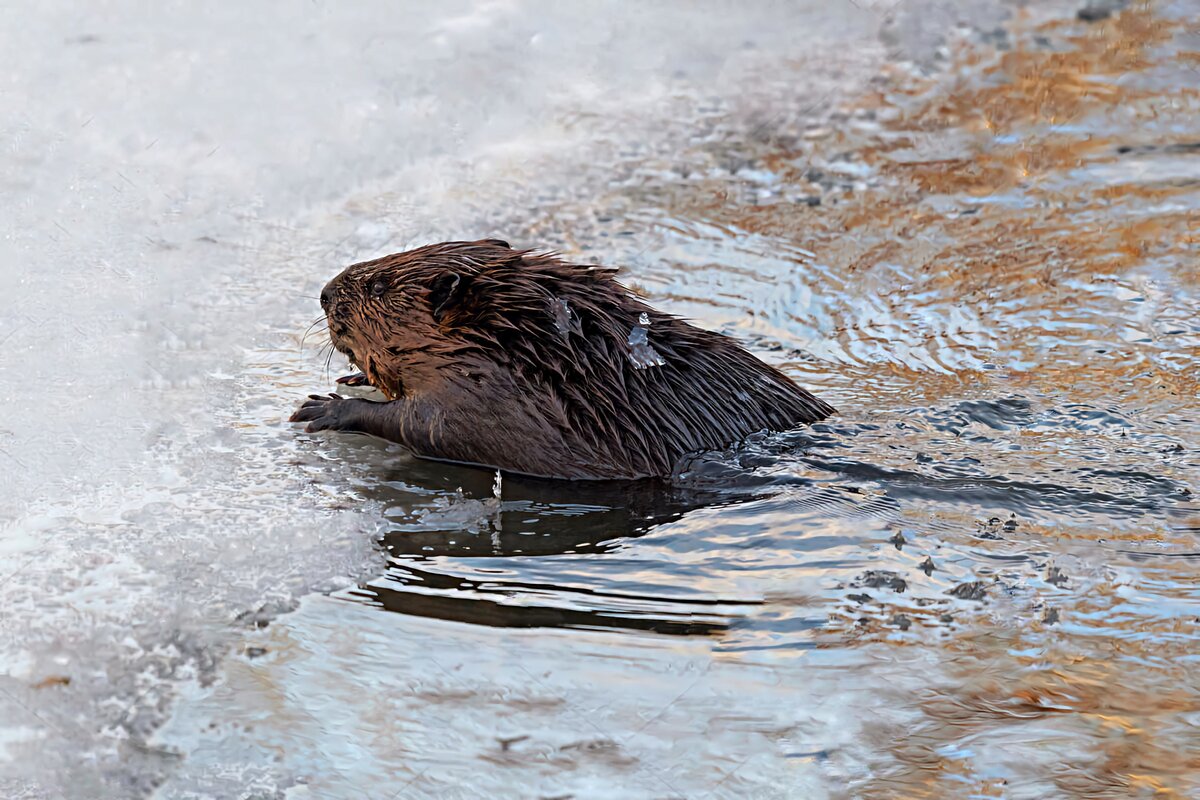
[913,628,1195,799]
[815,7,1197,796]
[814,570,1200,798]
[651,3,1199,418]
[898,10,1174,135]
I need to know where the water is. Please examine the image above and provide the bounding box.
[2,1,1198,797]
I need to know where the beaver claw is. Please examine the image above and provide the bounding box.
[335,372,370,387]
[289,393,352,432]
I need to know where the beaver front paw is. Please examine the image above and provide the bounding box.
[289,393,354,432]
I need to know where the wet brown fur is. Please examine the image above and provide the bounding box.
[293,239,835,480]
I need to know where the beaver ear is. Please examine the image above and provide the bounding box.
[429,271,467,322]
[482,238,511,249]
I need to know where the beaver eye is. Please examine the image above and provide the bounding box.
[369,279,388,298]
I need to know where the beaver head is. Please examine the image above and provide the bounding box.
[320,238,519,400]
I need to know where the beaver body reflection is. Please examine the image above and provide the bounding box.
[291,239,834,479]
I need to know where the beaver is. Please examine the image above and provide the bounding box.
[290,239,834,480]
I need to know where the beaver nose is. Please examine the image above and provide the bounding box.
[320,285,335,311]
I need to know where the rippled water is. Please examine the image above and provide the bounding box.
[3,1,1198,798]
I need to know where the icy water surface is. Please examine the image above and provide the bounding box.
[3,1,1199,798]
